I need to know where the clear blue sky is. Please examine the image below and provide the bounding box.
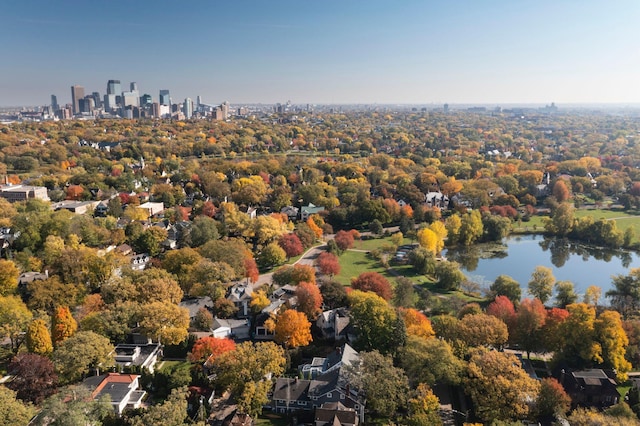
[1,0,639,106]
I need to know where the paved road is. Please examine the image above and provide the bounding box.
[254,244,327,287]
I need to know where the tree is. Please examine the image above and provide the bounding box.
[535,378,571,421]
[213,298,238,319]
[188,336,236,363]
[334,230,355,251]
[408,247,436,276]
[434,260,465,291]
[459,210,483,245]
[351,272,393,301]
[458,313,509,349]
[250,290,270,313]
[596,310,632,381]
[212,341,285,411]
[320,280,348,309]
[513,298,547,358]
[26,319,53,355]
[0,259,19,296]
[0,295,32,352]
[349,350,409,418]
[307,217,323,239]
[399,308,435,339]
[236,380,272,418]
[243,256,259,284]
[132,226,168,257]
[466,348,541,422]
[556,303,601,368]
[315,251,340,277]
[257,242,286,268]
[52,331,115,384]
[553,180,571,202]
[555,280,578,308]
[274,309,312,348]
[192,307,214,331]
[348,290,403,354]
[129,387,189,426]
[406,383,442,426]
[278,233,304,259]
[51,306,77,348]
[490,275,521,305]
[486,296,516,328]
[188,216,219,247]
[138,302,190,345]
[6,353,58,404]
[26,276,80,315]
[528,266,555,304]
[290,264,316,285]
[584,285,602,307]
[416,227,439,254]
[399,335,463,388]
[0,386,36,426]
[296,282,323,319]
[445,214,462,245]
[394,276,416,308]
[545,202,574,236]
[607,268,640,319]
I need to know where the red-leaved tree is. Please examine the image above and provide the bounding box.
[351,272,393,301]
[188,336,236,364]
[244,256,259,284]
[6,353,58,404]
[316,252,340,277]
[296,282,323,319]
[278,233,304,260]
[334,230,355,251]
[486,295,516,328]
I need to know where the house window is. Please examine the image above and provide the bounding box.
[297,400,307,406]
[355,405,359,410]
[340,394,345,399]
[278,400,285,404]
[327,393,332,398]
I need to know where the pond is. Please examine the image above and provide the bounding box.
[444,234,640,297]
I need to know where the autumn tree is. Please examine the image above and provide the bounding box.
[296,282,323,319]
[417,227,439,255]
[545,202,574,236]
[0,259,20,296]
[556,303,601,369]
[459,210,483,245]
[399,308,435,339]
[552,179,571,202]
[52,331,115,384]
[51,306,77,348]
[534,378,571,422]
[607,268,640,319]
[348,290,404,354]
[26,319,53,355]
[320,280,348,309]
[351,272,393,301]
[129,387,189,426]
[243,256,259,284]
[188,336,236,363]
[408,247,436,276]
[466,348,541,422]
[406,383,442,426]
[315,251,340,277]
[278,233,304,259]
[6,353,58,404]
[0,295,32,351]
[334,230,355,251]
[555,280,578,308]
[513,298,547,358]
[257,242,286,268]
[596,310,632,381]
[192,307,214,331]
[274,309,312,348]
[486,296,516,329]
[250,290,270,313]
[138,302,190,345]
[0,386,36,426]
[458,313,509,349]
[528,266,555,304]
[584,285,602,307]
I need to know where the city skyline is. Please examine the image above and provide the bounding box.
[2,0,640,107]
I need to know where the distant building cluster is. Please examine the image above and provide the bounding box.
[30,80,233,121]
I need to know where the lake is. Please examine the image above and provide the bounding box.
[444,234,640,297]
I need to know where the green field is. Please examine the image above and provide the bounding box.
[334,249,390,286]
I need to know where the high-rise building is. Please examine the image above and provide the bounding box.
[71,85,85,115]
[130,82,138,92]
[91,92,102,109]
[107,80,121,95]
[140,94,152,107]
[196,96,202,109]
[159,90,170,106]
[50,95,58,111]
[183,98,193,119]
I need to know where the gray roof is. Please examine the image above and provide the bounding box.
[179,297,214,319]
[272,378,311,402]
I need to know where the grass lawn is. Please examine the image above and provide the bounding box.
[334,250,388,286]
[575,208,640,240]
[157,360,191,372]
[618,381,632,398]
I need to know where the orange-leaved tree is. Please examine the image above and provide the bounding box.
[189,336,236,364]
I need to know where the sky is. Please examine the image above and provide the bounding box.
[1,0,640,106]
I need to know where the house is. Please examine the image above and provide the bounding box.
[558,368,619,408]
[180,297,214,321]
[227,282,253,317]
[272,345,364,423]
[316,308,350,341]
[52,200,100,215]
[315,402,359,426]
[300,203,325,221]
[18,271,49,293]
[246,207,258,219]
[130,253,150,271]
[139,201,165,217]
[211,317,251,340]
[83,373,146,415]
[281,206,299,220]
[425,191,449,209]
[113,343,162,373]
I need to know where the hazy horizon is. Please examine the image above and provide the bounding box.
[2,0,639,107]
